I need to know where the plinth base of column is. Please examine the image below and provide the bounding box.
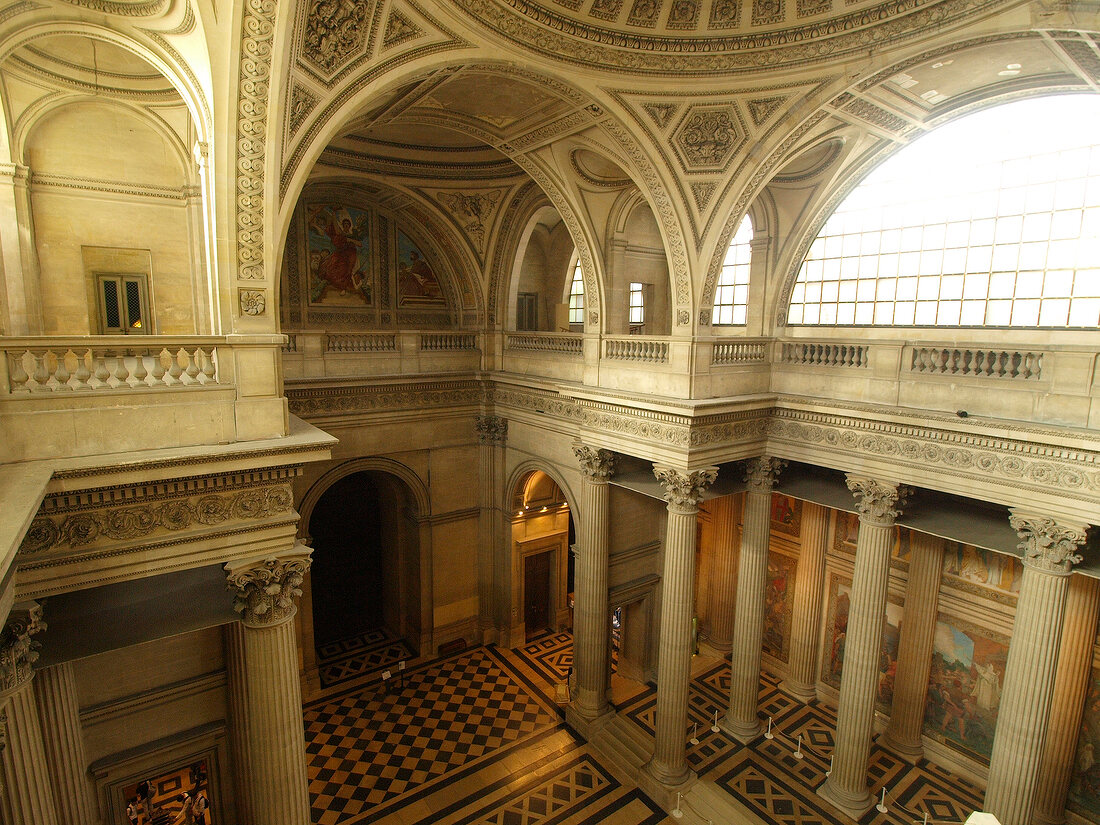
[1033,809,1068,825]
[817,776,873,820]
[565,704,612,739]
[780,678,818,704]
[638,758,696,810]
[876,731,923,765]
[719,714,762,744]
[699,640,732,660]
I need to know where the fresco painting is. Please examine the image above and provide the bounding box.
[877,600,904,710]
[762,550,797,662]
[1068,667,1100,819]
[306,204,372,306]
[922,618,1009,762]
[942,543,1020,595]
[397,230,445,306]
[770,494,802,537]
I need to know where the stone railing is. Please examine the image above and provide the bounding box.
[504,332,584,356]
[604,336,669,364]
[780,342,868,368]
[282,333,298,353]
[712,340,768,366]
[909,347,1044,380]
[326,333,397,353]
[420,332,478,351]
[3,339,220,393]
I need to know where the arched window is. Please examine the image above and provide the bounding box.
[787,95,1100,328]
[712,216,753,325]
[568,259,584,325]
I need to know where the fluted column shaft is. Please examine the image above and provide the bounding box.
[705,496,739,652]
[34,661,99,825]
[225,550,313,825]
[0,602,58,825]
[985,512,1088,825]
[571,445,615,719]
[647,466,717,787]
[476,415,508,643]
[723,457,783,741]
[819,478,905,818]
[782,502,830,701]
[880,532,944,762]
[1034,575,1100,825]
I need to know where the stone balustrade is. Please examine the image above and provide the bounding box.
[909,346,1044,380]
[504,332,584,355]
[712,340,768,366]
[781,341,869,368]
[420,333,478,351]
[604,336,669,364]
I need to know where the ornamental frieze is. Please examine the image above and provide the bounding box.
[19,485,295,556]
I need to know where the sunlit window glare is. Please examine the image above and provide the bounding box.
[787,95,1100,328]
[713,215,753,325]
[568,259,584,324]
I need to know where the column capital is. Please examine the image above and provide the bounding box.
[743,455,784,493]
[1009,511,1087,575]
[573,444,615,481]
[475,414,508,445]
[0,602,45,693]
[653,466,717,512]
[226,546,312,627]
[846,476,908,526]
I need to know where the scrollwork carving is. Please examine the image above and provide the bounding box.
[743,456,784,492]
[0,603,45,693]
[846,476,908,526]
[226,549,312,626]
[1009,512,1087,575]
[475,415,508,445]
[653,466,717,510]
[573,445,615,481]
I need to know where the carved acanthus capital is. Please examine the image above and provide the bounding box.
[846,476,908,526]
[743,456,785,493]
[654,466,718,511]
[0,602,45,693]
[573,445,615,481]
[1009,512,1087,575]
[475,415,508,445]
[226,547,312,627]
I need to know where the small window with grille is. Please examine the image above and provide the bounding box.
[628,281,645,331]
[97,274,150,334]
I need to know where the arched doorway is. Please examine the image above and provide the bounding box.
[306,469,425,685]
[508,470,575,644]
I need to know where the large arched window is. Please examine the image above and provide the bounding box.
[712,216,753,325]
[787,95,1100,328]
[567,258,584,325]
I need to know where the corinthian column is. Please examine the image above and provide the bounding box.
[476,415,508,645]
[569,444,615,722]
[225,548,313,825]
[985,513,1088,825]
[880,531,945,762]
[1034,574,1100,825]
[646,466,717,788]
[782,502,830,701]
[722,456,783,742]
[34,661,99,825]
[0,602,59,825]
[818,477,906,819]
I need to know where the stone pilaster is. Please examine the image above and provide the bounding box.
[225,548,313,825]
[1034,574,1100,825]
[818,477,906,819]
[0,601,59,825]
[570,444,615,721]
[34,661,99,825]
[476,415,508,644]
[702,495,739,654]
[647,466,717,788]
[782,502,829,701]
[985,513,1087,825]
[723,456,783,742]
[879,532,944,762]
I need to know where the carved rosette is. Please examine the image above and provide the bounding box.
[743,455,784,493]
[846,476,908,526]
[226,549,312,627]
[1009,512,1087,575]
[573,445,615,481]
[475,415,508,445]
[0,602,45,693]
[654,466,718,512]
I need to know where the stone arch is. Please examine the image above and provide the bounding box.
[298,456,432,535]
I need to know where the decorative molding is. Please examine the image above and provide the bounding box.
[845,475,908,525]
[239,288,266,316]
[29,173,190,201]
[747,95,789,126]
[225,548,311,626]
[573,444,615,481]
[653,465,717,510]
[287,82,319,137]
[1009,512,1087,575]
[435,189,503,255]
[0,602,44,693]
[673,104,745,170]
[642,102,680,130]
[382,8,423,49]
[301,0,373,76]
[55,0,167,14]
[475,414,508,445]
[743,455,784,492]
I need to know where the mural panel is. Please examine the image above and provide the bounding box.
[397,230,445,306]
[922,616,1009,763]
[762,549,797,662]
[942,543,1020,600]
[1069,666,1100,819]
[306,204,373,306]
[770,494,802,538]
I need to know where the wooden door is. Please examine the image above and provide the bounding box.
[524,551,551,640]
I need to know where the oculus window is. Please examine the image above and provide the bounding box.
[712,216,753,325]
[787,95,1100,328]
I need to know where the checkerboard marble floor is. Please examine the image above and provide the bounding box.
[304,631,986,825]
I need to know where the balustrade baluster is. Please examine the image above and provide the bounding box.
[10,351,29,390]
[201,349,217,381]
[73,350,92,390]
[113,352,130,386]
[151,350,168,384]
[93,352,111,387]
[54,350,72,390]
[132,349,149,385]
[31,352,50,391]
[186,349,202,381]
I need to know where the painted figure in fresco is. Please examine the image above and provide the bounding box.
[970,661,1001,711]
[308,206,370,301]
[398,249,442,300]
